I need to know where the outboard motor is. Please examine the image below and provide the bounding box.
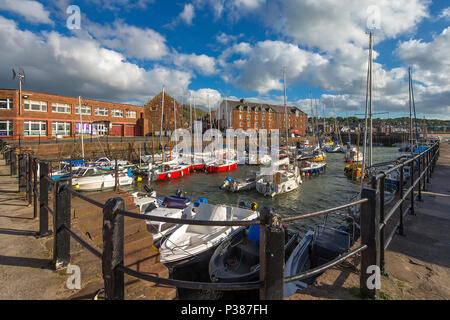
[143,184,154,194]
[175,189,183,198]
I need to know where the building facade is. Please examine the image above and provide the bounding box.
[218,98,308,135]
[143,91,184,136]
[0,89,145,140]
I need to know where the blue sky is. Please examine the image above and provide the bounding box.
[0,0,449,120]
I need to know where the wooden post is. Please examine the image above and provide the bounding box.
[102,197,125,300]
[33,157,38,219]
[53,179,71,269]
[18,154,26,193]
[259,207,285,300]
[38,161,51,237]
[360,187,380,299]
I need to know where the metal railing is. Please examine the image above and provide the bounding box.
[0,139,440,300]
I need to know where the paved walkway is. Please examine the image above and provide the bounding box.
[289,141,450,300]
[0,156,176,300]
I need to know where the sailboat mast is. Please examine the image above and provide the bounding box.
[408,66,413,155]
[78,96,85,160]
[369,32,373,167]
[174,98,177,155]
[283,67,288,145]
[160,87,165,146]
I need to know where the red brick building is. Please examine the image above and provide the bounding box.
[218,98,308,135]
[143,91,185,135]
[0,89,145,140]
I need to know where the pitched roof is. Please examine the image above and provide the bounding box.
[224,99,306,115]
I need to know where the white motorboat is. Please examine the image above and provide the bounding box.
[256,165,302,197]
[159,202,258,267]
[385,165,412,191]
[72,167,133,191]
[325,144,344,153]
[220,171,261,192]
[132,187,193,244]
[344,145,363,163]
[298,160,327,175]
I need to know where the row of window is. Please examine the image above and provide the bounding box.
[0,120,123,136]
[1,98,137,118]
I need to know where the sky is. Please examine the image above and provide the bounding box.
[0,0,449,120]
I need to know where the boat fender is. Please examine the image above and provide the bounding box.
[127,168,133,177]
[225,176,233,183]
[250,202,258,211]
[248,225,260,245]
[194,198,208,207]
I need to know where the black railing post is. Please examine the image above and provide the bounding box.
[360,187,380,299]
[259,207,285,300]
[18,154,27,193]
[53,179,71,269]
[418,153,422,200]
[10,148,17,176]
[422,153,427,192]
[102,197,125,300]
[410,157,415,216]
[33,157,38,219]
[5,149,11,165]
[378,174,387,275]
[27,154,33,206]
[427,149,431,183]
[399,165,405,236]
[38,161,51,237]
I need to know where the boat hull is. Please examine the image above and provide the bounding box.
[153,166,191,181]
[206,162,238,173]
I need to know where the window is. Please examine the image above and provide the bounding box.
[24,100,47,112]
[112,109,123,117]
[0,98,13,110]
[93,123,108,136]
[126,110,136,118]
[24,121,46,136]
[75,105,91,115]
[52,122,71,136]
[95,107,109,116]
[0,120,13,136]
[75,122,91,134]
[52,103,71,114]
[239,115,243,119]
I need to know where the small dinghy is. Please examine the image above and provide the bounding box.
[159,203,258,268]
[220,172,260,192]
[132,187,194,246]
[284,215,357,297]
[209,226,299,283]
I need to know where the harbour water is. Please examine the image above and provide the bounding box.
[129,147,401,235]
[123,146,402,299]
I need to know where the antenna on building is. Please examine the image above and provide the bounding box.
[12,68,26,116]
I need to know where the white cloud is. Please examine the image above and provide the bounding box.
[173,53,217,76]
[439,7,450,19]
[0,15,191,103]
[216,32,244,45]
[0,0,53,25]
[89,0,154,10]
[180,3,195,25]
[261,0,429,53]
[87,20,169,60]
[187,88,222,109]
